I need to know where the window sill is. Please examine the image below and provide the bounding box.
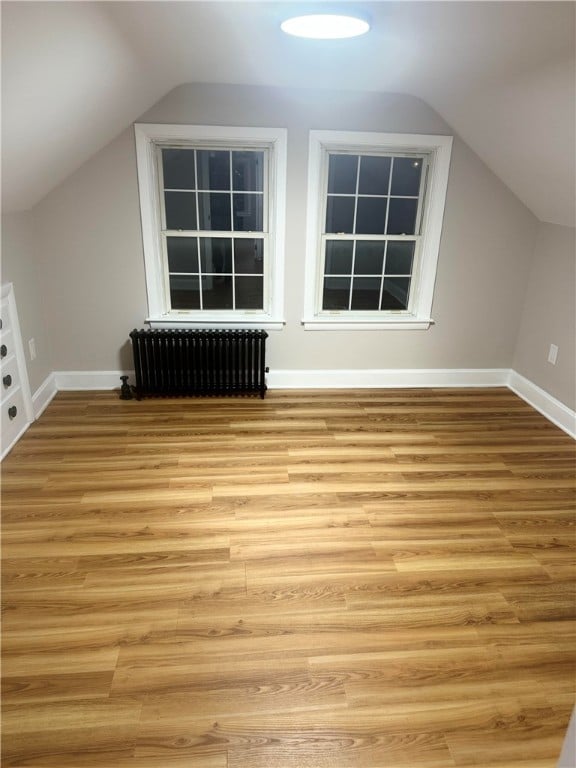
[301,317,434,331]
[146,316,285,331]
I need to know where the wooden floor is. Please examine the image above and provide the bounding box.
[2,388,575,767]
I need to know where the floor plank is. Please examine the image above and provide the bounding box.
[2,388,575,767]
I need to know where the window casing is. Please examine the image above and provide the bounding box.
[303,131,453,330]
[135,124,287,328]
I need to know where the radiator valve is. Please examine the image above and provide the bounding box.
[119,375,134,400]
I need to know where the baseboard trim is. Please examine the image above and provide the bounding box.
[266,368,509,389]
[32,373,58,419]
[51,368,510,392]
[54,371,134,391]
[508,371,576,439]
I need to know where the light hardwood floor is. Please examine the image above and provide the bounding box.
[1,388,575,767]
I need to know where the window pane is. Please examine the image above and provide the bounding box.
[200,238,232,273]
[167,237,199,273]
[198,193,231,231]
[325,240,353,274]
[358,156,391,195]
[385,241,414,274]
[233,193,263,231]
[202,275,233,309]
[235,276,263,309]
[197,150,230,190]
[323,276,350,310]
[356,197,387,235]
[327,154,357,194]
[234,239,263,274]
[325,196,355,233]
[233,151,264,191]
[354,241,385,275]
[164,192,197,230]
[351,277,381,310]
[381,277,410,310]
[169,275,200,309]
[391,157,423,196]
[162,149,196,190]
[387,198,418,235]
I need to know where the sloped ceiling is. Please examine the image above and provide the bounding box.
[2,1,574,225]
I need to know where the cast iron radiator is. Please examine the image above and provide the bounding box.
[129,329,268,399]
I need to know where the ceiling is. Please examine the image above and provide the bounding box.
[2,1,575,226]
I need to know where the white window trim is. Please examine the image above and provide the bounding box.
[134,123,287,329]
[302,130,453,330]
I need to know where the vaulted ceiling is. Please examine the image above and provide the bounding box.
[2,1,575,226]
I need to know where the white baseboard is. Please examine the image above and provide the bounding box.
[32,373,57,419]
[54,371,134,391]
[266,368,509,389]
[26,368,575,441]
[51,368,509,392]
[508,371,576,439]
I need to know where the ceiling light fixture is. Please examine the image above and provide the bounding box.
[280,14,370,40]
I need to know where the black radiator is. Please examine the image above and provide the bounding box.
[129,329,268,399]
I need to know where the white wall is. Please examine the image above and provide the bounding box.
[1,211,53,393]
[28,83,537,378]
[30,127,146,374]
[513,222,576,409]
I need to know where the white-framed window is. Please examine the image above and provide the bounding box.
[303,131,453,330]
[134,124,287,329]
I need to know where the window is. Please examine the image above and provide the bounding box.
[135,124,287,328]
[303,131,453,329]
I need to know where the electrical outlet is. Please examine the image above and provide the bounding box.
[28,338,37,361]
[548,343,558,365]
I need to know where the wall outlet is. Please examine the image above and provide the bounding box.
[548,343,558,365]
[28,338,37,361]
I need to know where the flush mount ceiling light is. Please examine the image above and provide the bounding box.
[280,14,370,40]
